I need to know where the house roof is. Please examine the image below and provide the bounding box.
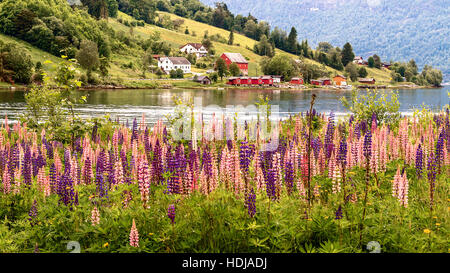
[195,76,210,82]
[334,74,347,79]
[222,53,248,64]
[166,57,191,65]
[291,77,303,80]
[180,43,205,50]
[261,76,272,80]
[358,78,375,82]
[318,77,331,81]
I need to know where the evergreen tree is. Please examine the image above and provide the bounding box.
[341,42,355,67]
[373,54,381,69]
[287,27,298,54]
[228,29,234,45]
[368,56,375,68]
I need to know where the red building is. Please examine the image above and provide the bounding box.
[261,76,273,85]
[311,78,331,86]
[250,77,262,85]
[220,53,249,75]
[290,77,304,85]
[227,77,241,85]
[239,77,250,85]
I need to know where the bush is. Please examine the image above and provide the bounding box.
[0,41,33,84]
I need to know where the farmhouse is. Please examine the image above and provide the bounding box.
[271,76,282,84]
[382,62,392,69]
[179,43,208,58]
[239,77,250,85]
[353,56,368,65]
[333,75,347,86]
[358,78,376,84]
[290,77,304,85]
[261,76,274,86]
[311,78,332,86]
[158,57,191,74]
[226,77,241,85]
[194,76,211,85]
[220,53,249,76]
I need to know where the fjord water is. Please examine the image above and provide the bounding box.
[0,87,449,125]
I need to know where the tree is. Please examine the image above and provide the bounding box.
[328,49,344,70]
[345,63,359,82]
[358,67,368,78]
[298,62,329,83]
[229,63,241,76]
[215,57,227,80]
[174,4,187,17]
[176,68,184,78]
[107,0,119,17]
[341,42,355,67]
[228,29,234,45]
[373,54,381,69]
[76,40,100,81]
[260,54,299,81]
[424,68,443,87]
[368,56,375,68]
[316,42,333,53]
[254,35,274,57]
[287,27,298,54]
[0,41,33,84]
[184,27,189,34]
[201,38,213,50]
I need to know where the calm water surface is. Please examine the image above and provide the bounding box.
[0,87,449,125]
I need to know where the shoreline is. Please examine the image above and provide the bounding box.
[0,82,445,92]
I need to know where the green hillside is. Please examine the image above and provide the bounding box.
[0,0,396,87]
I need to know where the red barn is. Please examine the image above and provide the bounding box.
[319,77,332,85]
[239,77,250,85]
[290,77,304,85]
[261,76,273,86]
[250,77,262,85]
[311,79,323,86]
[227,77,241,85]
[220,53,249,75]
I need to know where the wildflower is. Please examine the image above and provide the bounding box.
[335,205,343,220]
[423,229,431,234]
[103,242,109,248]
[129,219,139,247]
[168,204,176,225]
[284,161,294,195]
[28,200,38,226]
[91,206,100,226]
[245,188,256,218]
[415,144,423,178]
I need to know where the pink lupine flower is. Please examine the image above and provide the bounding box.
[129,219,139,247]
[392,166,401,198]
[91,206,100,226]
[400,172,409,208]
[332,166,341,194]
[2,165,10,194]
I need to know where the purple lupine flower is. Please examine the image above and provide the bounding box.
[28,200,38,226]
[337,135,347,167]
[96,173,108,199]
[168,204,176,225]
[131,118,138,142]
[58,173,76,208]
[91,123,98,142]
[166,152,181,194]
[49,163,57,193]
[284,161,294,195]
[22,146,32,187]
[335,205,343,220]
[245,188,256,218]
[354,122,361,140]
[363,129,372,158]
[416,144,423,178]
[239,141,251,177]
[349,115,354,126]
[435,130,445,169]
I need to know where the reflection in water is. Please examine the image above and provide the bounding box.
[0,87,449,125]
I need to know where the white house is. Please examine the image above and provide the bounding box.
[158,57,191,74]
[179,43,208,58]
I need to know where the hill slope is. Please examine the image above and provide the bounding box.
[200,0,450,79]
